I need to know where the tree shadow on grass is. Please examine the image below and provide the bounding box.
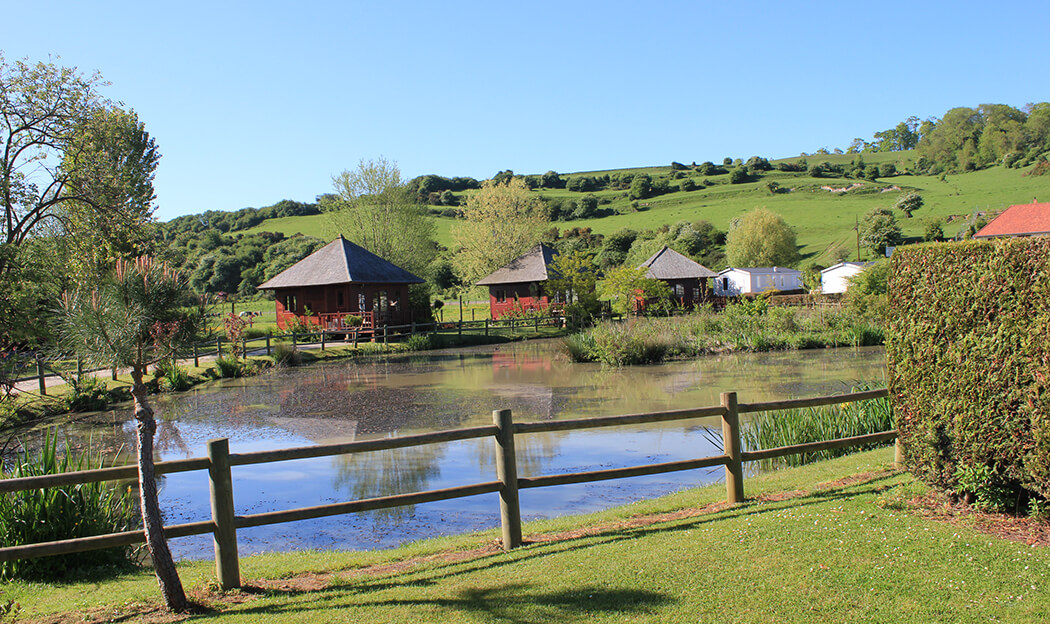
[228,471,899,620]
[237,582,670,623]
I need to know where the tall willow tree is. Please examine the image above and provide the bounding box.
[58,257,203,612]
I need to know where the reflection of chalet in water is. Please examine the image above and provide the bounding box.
[257,236,423,330]
[637,246,718,309]
[477,244,560,319]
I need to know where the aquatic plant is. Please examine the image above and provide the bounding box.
[0,431,138,580]
[741,389,893,470]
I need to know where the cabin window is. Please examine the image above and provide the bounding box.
[283,294,297,313]
[337,290,345,308]
[721,278,729,292]
[379,291,389,313]
[358,293,366,312]
[674,284,685,297]
[495,289,506,303]
[692,287,700,300]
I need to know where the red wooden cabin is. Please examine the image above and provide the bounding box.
[476,244,560,319]
[257,236,423,331]
[635,246,718,311]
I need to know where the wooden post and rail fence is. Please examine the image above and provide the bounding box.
[12,314,585,392]
[0,388,895,590]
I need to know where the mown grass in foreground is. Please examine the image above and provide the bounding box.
[5,447,1049,623]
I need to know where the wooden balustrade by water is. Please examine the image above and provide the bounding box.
[0,388,892,591]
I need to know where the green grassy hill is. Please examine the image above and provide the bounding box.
[241,154,1050,268]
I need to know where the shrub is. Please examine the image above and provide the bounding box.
[679,178,696,192]
[272,341,300,366]
[0,431,137,580]
[728,167,749,184]
[405,333,437,351]
[888,237,1050,507]
[158,361,191,392]
[213,354,244,378]
[62,375,109,412]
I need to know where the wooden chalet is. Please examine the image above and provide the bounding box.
[476,244,560,319]
[637,246,718,310]
[257,236,423,331]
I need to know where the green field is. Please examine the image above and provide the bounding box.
[7,447,1049,623]
[239,157,1050,268]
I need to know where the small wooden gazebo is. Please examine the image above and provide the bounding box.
[257,236,423,330]
[637,246,718,309]
[476,244,560,319]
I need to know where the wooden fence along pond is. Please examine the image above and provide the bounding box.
[15,315,574,394]
[0,388,894,590]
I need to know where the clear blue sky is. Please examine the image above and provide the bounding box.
[6,1,1049,221]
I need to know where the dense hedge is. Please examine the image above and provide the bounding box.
[887,238,1050,507]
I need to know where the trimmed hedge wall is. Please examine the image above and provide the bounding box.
[888,237,1050,506]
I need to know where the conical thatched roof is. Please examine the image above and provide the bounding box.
[257,237,423,289]
[638,246,717,280]
[476,244,559,286]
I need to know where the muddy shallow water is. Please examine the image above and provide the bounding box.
[19,340,886,559]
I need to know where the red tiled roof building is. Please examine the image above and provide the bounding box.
[974,201,1050,239]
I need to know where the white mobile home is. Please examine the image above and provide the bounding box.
[714,267,803,296]
[820,262,875,294]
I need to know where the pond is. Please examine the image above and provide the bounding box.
[27,340,886,559]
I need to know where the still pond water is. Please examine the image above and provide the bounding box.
[47,340,886,559]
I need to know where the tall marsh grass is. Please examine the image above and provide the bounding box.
[563,303,883,365]
[0,431,138,580]
[741,390,893,470]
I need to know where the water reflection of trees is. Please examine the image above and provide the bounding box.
[332,442,446,522]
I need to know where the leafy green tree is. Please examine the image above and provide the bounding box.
[628,174,652,200]
[451,178,549,284]
[57,257,202,612]
[725,209,799,267]
[894,192,924,218]
[60,106,160,281]
[923,219,944,242]
[546,250,600,318]
[572,194,599,219]
[680,178,696,192]
[0,55,148,342]
[598,265,670,315]
[322,157,436,278]
[858,207,902,256]
[729,167,749,184]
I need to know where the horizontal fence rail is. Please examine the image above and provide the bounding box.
[0,387,893,591]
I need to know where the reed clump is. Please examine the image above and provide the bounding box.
[741,389,893,470]
[0,431,138,580]
[563,303,883,365]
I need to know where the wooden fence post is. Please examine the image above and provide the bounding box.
[484,318,489,337]
[193,343,200,368]
[721,391,744,503]
[321,330,326,351]
[265,333,271,356]
[111,366,118,381]
[207,438,240,590]
[36,356,46,396]
[241,337,246,357]
[292,332,297,349]
[894,437,904,467]
[458,320,462,339]
[76,357,83,380]
[353,329,359,348]
[493,409,522,550]
[216,337,222,357]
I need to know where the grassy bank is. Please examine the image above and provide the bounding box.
[4,447,1048,623]
[565,304,881,366]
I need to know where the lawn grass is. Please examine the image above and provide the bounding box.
[236,159,1050,268]
[6,447,1048,623]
